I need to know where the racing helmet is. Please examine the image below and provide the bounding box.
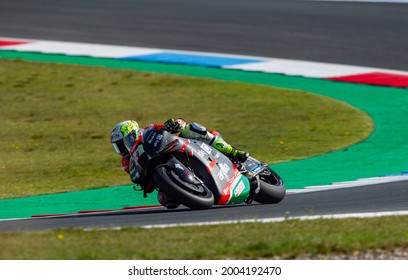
[110,120,140,156]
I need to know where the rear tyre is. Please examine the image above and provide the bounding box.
[153,166,214,210]
[254,167,286,204]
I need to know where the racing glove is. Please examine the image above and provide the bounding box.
[164,118,186,134]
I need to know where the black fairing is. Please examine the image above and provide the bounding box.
[133,128,238,202]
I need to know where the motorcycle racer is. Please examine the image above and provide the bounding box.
[110,118,249,209]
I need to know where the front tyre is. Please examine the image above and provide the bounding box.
[254,167,286,204]
[153,166,214,210]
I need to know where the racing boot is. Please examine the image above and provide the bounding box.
[212,136,249,163]
[229,148,249,163]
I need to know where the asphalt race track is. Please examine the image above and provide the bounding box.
[0,0,408,231]
[1,181,408,231]
[1,0,408,70]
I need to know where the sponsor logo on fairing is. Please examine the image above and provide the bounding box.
[200,143,212,155]
[234,180,245,197]
[175,163,184,170]
[217,170,225,181]
[251,165,262,173]
[220,163,230,174]
[217,167,241,204]
[197,149,206,158]
[154,134,163,147]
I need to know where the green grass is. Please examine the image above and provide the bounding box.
[0,216,407,259]
[0,59,373,199]
[0,58,403,261]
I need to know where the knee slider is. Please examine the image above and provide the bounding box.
[189,122,207,136]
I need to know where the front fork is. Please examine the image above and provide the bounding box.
[245,175,261,204]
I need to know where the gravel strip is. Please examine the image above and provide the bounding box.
[295,247,408,260]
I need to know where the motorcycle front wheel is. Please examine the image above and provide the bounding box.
[153,166,214,210]
[254,167,286,204]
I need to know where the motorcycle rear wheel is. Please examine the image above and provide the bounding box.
[153,166,214,210]
[254,167,286,204]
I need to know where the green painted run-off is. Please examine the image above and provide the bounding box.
[1,50,408,220]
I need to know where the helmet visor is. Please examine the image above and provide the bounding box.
[112,140,128,156]
[123,131,138,152]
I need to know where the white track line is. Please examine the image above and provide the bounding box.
[139,210,408,229]
[288,175,408,194]
[1,37,408,224]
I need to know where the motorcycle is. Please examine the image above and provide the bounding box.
[129,126,285,210]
